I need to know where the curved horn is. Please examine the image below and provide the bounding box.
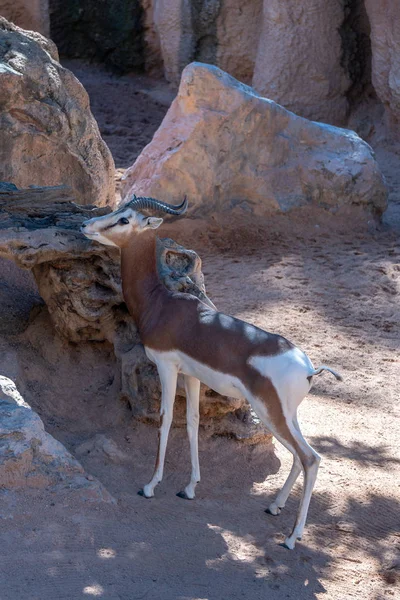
[127,194,188,216]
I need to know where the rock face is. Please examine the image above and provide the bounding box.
[0,0,49,36]
[364,0,400,129]
[252,1,350,124]
[122,62,387,219]
[154,0,262,85]
[0,18,115,206]
[0,184,268,443]
[0,376,112,500]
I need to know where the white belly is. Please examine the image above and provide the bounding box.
[145,347,245,399]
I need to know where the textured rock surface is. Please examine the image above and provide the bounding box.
[154,0,262,85]
[0,0,49,36]
[0,18,115,206]
[122,62,387,219]
[0,184,267,443]
[252,1,350,123]
[0,376,113,499]
[364,0,400,129]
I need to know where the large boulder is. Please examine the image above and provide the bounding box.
[0,0,49,36]
[0,18,115,206]
[153,0,262,85]
[364,0,400,130]
[122,62,388,219]
[252,1,350,124]
[0,376,112,500]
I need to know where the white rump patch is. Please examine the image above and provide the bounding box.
[248,347,314,418]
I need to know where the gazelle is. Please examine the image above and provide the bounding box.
[81,196,342,549]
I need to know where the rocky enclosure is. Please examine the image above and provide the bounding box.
[4,1,398,130]
[0,18,115,206]
[122,63,387,219]
[0,183,269,443]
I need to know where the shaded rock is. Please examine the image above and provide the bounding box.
[252,1,350,124]
[0,0,49,36]
[0,17,115,206]
[364,1,400,130]
[0,376,113,500]
[122,62,387,219]
[49,0,145,73]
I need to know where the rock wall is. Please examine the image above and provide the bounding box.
[0,18,115,206]
[5,1,400,131]
[364,0,400,129]
[0,0,49,36]
[153,0,262,85]
[122,63,387,219]
[252,1,350,124]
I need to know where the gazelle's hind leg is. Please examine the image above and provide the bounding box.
[177,375,201,500]
[142,363,178,498]
[249,394,320,549]
[283,426,320,550]
[266,414,302,516]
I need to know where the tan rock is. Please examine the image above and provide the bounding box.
[364,0,400,129]
[0,0,49,36]
[252,1,350,124]
[0,18,115,206]
[122,62,387,219]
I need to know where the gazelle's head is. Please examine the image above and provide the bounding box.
[80,195,188,248]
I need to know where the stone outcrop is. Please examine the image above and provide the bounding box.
[122,62,387,219]
[0,18,115,206]
[153,0,262,86]
[364,1,400,129]
[0,375,113,500]
[252,1,350,124]
[0,0,49,36]
[0,184,269,443]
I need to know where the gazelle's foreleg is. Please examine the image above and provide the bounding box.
[177,375,201,500]
[142,363,178,498]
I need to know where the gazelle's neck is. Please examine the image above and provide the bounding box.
[120,231,166,330]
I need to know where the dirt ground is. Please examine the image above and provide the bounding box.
[0,61,399,600]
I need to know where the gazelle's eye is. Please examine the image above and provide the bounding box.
[118,217,129,225]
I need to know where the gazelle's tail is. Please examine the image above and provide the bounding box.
[310,366,343,381]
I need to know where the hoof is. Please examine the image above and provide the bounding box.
[265,502,281,516]
[138,489,152,499]
[176,491,192,500]
[282,535,301,550]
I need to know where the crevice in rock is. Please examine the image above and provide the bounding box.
[339,0,375,110]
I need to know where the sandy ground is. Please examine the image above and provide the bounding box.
[0,62,399,600]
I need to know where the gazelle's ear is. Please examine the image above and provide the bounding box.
[143,216,163,230]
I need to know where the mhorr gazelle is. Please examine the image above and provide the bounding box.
[80,195,342,550]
